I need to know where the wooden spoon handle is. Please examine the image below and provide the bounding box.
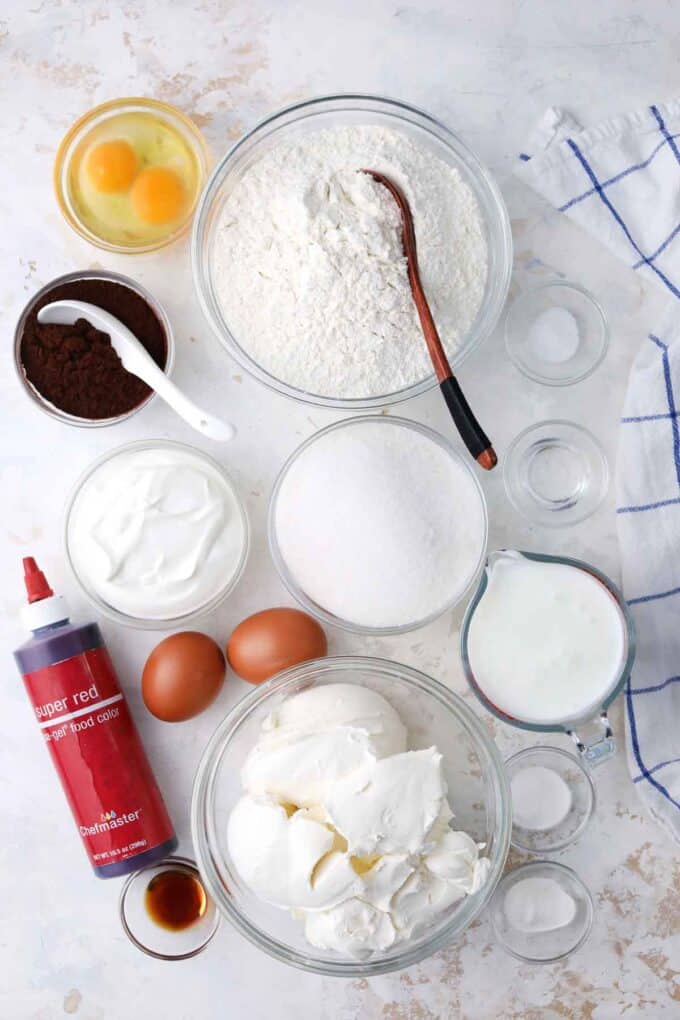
[439,376,497,469]
[363,169,497,470]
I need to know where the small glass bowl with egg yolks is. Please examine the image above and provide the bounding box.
[54,98,209,253]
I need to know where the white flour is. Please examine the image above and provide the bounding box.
[213,125,488,398]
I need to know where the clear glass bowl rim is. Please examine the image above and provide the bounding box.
[502,419,610,529]
[118,854,220,961]
[54,96,210,254]
[13,269,176,428]
[504,745,597,853]
[459,549,636,733]
[63,438,250,629]
[191,654,512,976]
[267,415,489,635]
[490,859,594,963]
[191,91,513,409]
[504,280,610,387]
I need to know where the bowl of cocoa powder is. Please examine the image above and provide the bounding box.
[14,270,174,427]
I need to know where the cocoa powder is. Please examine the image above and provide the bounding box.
[20,277,167,420]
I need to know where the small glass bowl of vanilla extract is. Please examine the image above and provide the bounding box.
[119,856,219,960]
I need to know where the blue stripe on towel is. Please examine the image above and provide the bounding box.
[558,130,680,213]
[632,221,680,269]
[651,104,680,165]
[617,496,680,514]
[626,679,680,808]
[621,411,678,423]
[566,139,680,298]
[630,675,680,695]
[628,583,680,606]
[633,757,680,784]
[649,334,680,488]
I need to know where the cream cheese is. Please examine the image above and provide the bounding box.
[262,683,408,758]
[227,796,360,910]
[67,444,246,620]
[304,898,397,958]
[324,747,446,855]
[227,684,489,958]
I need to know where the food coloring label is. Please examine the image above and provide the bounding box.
[23,646,174,868]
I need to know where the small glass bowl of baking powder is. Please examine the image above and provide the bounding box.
[490,860,594,963]
[505,281,609,386]
[14,269,175,428]
[505,745,596,854]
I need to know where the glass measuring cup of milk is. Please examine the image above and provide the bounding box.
[460,550,636,766]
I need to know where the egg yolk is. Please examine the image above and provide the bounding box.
[86,139,138,193]
[130,166,185,225]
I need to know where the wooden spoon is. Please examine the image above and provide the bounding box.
[362,169,497,471]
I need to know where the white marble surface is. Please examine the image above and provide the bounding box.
[1,2,679,1018]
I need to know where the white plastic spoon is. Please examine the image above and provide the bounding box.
[37,300,236,442]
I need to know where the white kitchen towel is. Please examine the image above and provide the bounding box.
[515,100,680,843]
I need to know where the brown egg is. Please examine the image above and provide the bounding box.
[227,607,327,684]
[142,631,226,722]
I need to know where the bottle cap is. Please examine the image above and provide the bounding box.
[21,557,70,631]
[23,557,53,602]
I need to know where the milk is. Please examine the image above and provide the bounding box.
[466,553,626,725]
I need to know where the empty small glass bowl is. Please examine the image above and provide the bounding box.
[119,856,220,961]
[503,420,609,527]
[505,746,596,854]
[490,860,594,963]
[505,281,608,386]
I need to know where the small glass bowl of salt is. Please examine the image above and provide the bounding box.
[505,745,596,854]
[505,281,608,386]
[490,860,594,963]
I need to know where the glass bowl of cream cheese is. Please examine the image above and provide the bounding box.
[64,439,249,628]
[191,655,511,976]
[192,93,512,409]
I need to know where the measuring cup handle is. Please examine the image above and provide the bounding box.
[566,711,617,768]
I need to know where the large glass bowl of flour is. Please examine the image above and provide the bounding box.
[191,656,511,975]
[192,94,512,408]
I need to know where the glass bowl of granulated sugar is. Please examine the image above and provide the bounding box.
[268,415,488,634]
[192,94,512,409]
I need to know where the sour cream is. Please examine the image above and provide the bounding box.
[66,443,247,620]
[466,553,626,725]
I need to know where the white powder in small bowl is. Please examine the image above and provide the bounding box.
[272,420,487,630]
[504,876,576,934]
[511,766,573,831]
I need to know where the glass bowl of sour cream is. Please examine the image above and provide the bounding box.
[64,439,249,628]
[191,656,511,976]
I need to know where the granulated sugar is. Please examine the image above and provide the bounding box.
[213,125,488,399]
[273,420,487,629]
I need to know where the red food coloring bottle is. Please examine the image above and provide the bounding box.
[13,558,177,878]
